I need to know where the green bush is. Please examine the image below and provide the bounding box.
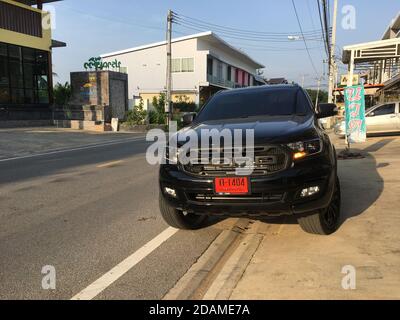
[53,82,71,106]
[149,93,166,124]
[173,101,198,113]
[126,99,147,125]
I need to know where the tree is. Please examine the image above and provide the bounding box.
[53,82,71,106]
[306,89,328,107]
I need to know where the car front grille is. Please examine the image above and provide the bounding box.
[181,146,290,177]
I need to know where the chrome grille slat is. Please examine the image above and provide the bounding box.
[182,145,290,177]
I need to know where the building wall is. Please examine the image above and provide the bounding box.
[139,92,197,111]
[197,38,259,76]
[102,38,205,101]
[102,35,262,108]
[0,0,52,52]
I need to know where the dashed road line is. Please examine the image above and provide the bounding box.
[97,160,125,168]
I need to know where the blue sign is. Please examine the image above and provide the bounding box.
[344,85,366,143]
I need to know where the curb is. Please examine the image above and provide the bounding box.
[163,219,251,300]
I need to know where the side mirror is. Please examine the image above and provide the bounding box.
[367,112,375,117]
[182,113,196,127]
[316,103,338,119]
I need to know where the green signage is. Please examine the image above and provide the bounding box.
[84,57,122,71]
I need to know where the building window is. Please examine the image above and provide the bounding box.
[217,62,223,80]
[227,66,232,81]
[181,58,194,72]
[172,58,194,73]
[207,58,213,75]
[0,42,50,105]
[172,58,181,72]
[0,43,10,103]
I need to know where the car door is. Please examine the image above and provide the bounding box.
[366,103,397,133]
[396,103,400,130]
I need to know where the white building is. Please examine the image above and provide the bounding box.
[100,31,265,109]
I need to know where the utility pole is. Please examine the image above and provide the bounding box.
[165,9,173,124]
[315,77,322,109]
[328,0,338,103]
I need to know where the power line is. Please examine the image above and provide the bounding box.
[291,0,320,77]
[228,42,325,52]
[173,12,324,36]
[174,21,324,43]
[172,12,325,43]
[62,5,188,37]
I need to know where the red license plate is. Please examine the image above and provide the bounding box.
[214,177,249,194]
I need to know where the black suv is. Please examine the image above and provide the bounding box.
[159,85,341,235]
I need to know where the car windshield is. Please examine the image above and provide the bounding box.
[195,87,312,122]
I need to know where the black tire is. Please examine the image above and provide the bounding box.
[297,176,341,235]
[159,195,208,230]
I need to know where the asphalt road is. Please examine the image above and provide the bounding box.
[0,137,229,299]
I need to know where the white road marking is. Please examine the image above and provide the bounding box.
[0,137,145,163]
[71,227,178,300]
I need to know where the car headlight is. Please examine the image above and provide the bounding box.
[287,138,322,160]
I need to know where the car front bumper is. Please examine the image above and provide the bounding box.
[159,154,336,217]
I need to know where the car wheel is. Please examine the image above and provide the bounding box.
[297,176,341,235]
[159,194,208,230]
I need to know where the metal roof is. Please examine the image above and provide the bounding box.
[382,12,400,40]
[342,38,400,64]
[100,31,265,69]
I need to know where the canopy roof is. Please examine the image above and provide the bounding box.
[342,38,400,64]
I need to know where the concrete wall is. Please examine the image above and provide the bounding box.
[69,71,128,120]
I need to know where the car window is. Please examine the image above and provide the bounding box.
[195,87,312,122]
[373,104,396,116]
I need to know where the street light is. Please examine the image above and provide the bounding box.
[288,35,302,41]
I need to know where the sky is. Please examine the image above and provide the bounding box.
[49,0,399,89]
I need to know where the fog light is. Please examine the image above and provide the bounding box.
[300,186,320,198]
[293,152,307,160]
[164,187,177,198]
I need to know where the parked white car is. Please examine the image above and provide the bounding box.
[334,102,400,137]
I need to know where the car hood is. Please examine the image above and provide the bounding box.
[176,115,318,146]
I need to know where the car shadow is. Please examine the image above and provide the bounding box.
[248,149,384,230]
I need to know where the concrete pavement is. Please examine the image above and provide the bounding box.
[227,135,400,299]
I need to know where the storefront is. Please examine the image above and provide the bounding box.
[0,0,64,125]
[0,42,50,105]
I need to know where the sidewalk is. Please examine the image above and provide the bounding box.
[229,134,400,299]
